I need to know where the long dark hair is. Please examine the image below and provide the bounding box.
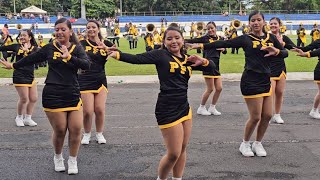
[270,17,282,26]
[87,20,103,40]
[248,10,266,33]
[54,18,79,44]
[162,26,185,55]
[16,29,37,46]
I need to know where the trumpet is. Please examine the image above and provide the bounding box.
[231,19,242,29]
[146,24,155,33]
[196,22,205,32]
[16,24,23,30]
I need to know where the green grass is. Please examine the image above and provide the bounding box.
[0,35,318,78]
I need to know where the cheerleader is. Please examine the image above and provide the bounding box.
[0,32,14,61]
[187,11,288,157]
[79,20,114,145]
[269,17,296,124]
[0,18,90,174]
[291,40,320,119]
[108,26,215,180]
[185,21,227,116]
[0,29,38,127]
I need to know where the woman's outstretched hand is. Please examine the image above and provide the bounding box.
[0,58,13,69]
[291,48,307,57]
[260,46,280,57]
[187,55,207,66]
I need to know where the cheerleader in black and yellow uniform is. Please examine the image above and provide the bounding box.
[1,18,90,175]
[0,32,14,61]
[108,26,215,180]
[78,20,114,145]
[292,39,320,119]
[269,17,296,124]
[310,23,320,43]
[0,29,38,127]
[188,11,288,157]
[185,21,227,116]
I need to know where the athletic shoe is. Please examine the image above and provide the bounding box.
[208,106,222,116]
[309,109,320,119]
[15,117,25,127]
[197,106,211,116]
[68,159,78,175]
[239,142,254,157]
[271,114,284,124]
[23,118,37,126]
[81,133,91,145]
[96,133,106,144]
[252,142,267,157]
[54,156,65,172]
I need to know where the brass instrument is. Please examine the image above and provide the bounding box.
[196,22,205,32]
[16,24,22,30]
[231,19,242,29]
[146,24,155,33]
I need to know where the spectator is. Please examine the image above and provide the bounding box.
[2,24,9,36]
[30,13,35,19]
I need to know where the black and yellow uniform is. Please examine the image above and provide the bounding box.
[242,26,250,35]
[1,35,14,61]
[78,39,113,93]
[310,28,320,43]
[186,34,226,78]
[201,33,288,98]
[297,40,320,83]
[270,35,296,80]
[144,33,154,51]
[128,25,135,49]
[280,25,286,34]
[297,26,306,47]
[12,41,90,112]
[113,49,214,129]
[153,32,162,49]
[0,44,38,86]
[113,27,120,47]
[229,28,239,54]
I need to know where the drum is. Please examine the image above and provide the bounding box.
[127,35,134,41]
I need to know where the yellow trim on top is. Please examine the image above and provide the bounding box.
[243,87,272,99]
[53,40,76,54]
[203,75,221,79]
[270,71,286,80]
[248,33,270,43]
[43,99,83,112]
[199,44,204,50]
[80,85,108,94]
[14,80,36,87]
[159,108,192,129]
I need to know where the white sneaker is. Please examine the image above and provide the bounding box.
[239,142,254,157]
[208,106,222,116]
[15,117,25,127]
[96,133,106,144]
[23,118,37,126]
[271,114,284,124]
[81,133,91,145]
[197,106,211,116]
[309,109,320,119]
[68,159,78,175]
[252,142,267,157]
[54,156,65,172]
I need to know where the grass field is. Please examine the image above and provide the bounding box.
[0,35,318,78]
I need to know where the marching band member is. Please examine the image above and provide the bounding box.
[153,29,162,49]
[310,23,320,43]
[113,25,120,47]
[297,23,306,47]
[127,22,135,49]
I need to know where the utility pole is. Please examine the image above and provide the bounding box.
[13,0,16,14]
[81,0,86,19]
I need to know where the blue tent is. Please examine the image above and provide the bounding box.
[72,18,88,25]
